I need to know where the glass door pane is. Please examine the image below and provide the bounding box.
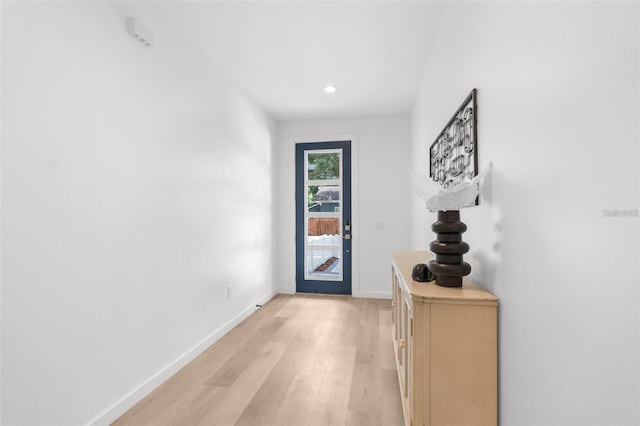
[304,150,342,281]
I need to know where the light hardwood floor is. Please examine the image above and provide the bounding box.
[112,294,404,426]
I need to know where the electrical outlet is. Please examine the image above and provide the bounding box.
[226,285,232,299]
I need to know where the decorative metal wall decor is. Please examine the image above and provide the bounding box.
[429,89,478,204]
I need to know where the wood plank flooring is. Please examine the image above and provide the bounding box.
[112,294,404,426]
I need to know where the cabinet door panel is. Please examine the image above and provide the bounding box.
[402,297,412,407]
[430,303,498,425]
[412,302,430,426]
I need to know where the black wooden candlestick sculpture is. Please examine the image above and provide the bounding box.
[427,210,471,287]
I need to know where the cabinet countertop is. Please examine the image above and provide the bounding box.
[392,251,498,305]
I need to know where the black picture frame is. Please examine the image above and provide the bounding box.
[429,89,478,205]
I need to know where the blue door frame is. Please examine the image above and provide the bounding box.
[295,141,352,294]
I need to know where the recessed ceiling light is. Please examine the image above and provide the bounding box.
[324,85,337,93]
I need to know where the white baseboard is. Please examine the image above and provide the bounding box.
[276,287,390,300]
[352,290,392,300]
[88,289,278,426]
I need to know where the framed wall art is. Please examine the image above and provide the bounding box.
[429,89,478,205]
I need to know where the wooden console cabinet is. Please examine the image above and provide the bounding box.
[391,251,498,426]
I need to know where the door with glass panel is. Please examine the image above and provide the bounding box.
[295,141,352,294]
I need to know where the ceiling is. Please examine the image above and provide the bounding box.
[151,1,445,121]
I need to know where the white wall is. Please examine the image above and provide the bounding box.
[276,115,412,299]
[1,2,276,424]
[412,2,639,425]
